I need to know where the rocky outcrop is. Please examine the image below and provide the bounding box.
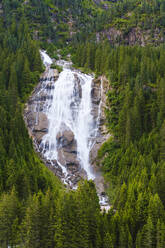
[24,68,58,143]
[55,128,88,186]
[24,66,88,187]
[24,61,111,196]
[74,73,82,99]
[56,129,79,168]
[57,129,75,147]
[33,113,48,142]
[98,27,165,46]
[90,76,110,169]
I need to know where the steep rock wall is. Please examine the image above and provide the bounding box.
[24,64,110,195]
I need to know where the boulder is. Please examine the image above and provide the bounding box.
[26,112,37,129]
[56,129,79,173]
[56,129,75,147]
[58,148,79,168]
[34,112,48,131]
[32,113,49,142]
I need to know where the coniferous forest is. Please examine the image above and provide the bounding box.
[0,0,165,247]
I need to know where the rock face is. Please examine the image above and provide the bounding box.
[56,129,75,147]
[24,68,58,144]
[74,73,82,99]
[24,62,110,194]
[55,128,83,185]
[97,27,165,46]
[24,65,89,187]
[90,76,110,169]
[56,129,79,169]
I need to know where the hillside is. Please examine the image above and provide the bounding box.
[0,0,165,247]
[2,0,165,47]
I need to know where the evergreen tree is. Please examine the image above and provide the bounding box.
[0,189,19,247]
[104,232,113,248]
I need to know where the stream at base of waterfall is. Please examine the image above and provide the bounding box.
[24,51,110,211]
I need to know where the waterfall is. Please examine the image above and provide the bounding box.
[39,51,96,182]
[23,50,110,209]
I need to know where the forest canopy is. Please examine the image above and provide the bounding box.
[0,0,165,247]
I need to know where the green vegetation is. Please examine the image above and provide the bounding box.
[50,63,63,72]
[0,0,165,247]
[2,0,165,47]
[1,0,104,47]
[99,0,165,45]
[0,3,108,248]
[73,42,165,247]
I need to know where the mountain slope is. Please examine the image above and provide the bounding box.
[2,0,165,46]
[0,0,165,247]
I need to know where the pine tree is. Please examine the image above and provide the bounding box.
[22,57,31,97]
[84,43,92,69]
[95,47,102,75]
[0,189,19,247]
[76,180,101,248]
[140,216,154,248]
[125,109,132,146]
[157,78,165,127]
[104,232,113,248]
[148,194,164,226]
[33,49,43,72]
[22,194,42,248]
[159,121,165,161]
[156,219,165,248]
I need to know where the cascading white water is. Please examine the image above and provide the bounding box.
[75,72,95,179]
[26,51,111,210]
[40,50,53,65]
[40,51,95,180]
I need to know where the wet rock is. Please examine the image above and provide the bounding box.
[58,148,79,168]
[46,83,55,90]
[91,84,101,104]
[90,76,110,169]
[94,176,105,195]
[24,58,110,196]
[45,159,64,178]
[28,98,35,105]
[79,168,88,179]
[90,142,102,165]
[91,103,99,120]
[26,112,37,129]
[33,128,48,133]
[39,93,47,101]
[56,128,79,173]
[56,129,74,147]
[71,176,81,185]
[74,74,82,99]
[35,113,48,131]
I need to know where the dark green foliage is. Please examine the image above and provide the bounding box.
[73,42,165,247]
[1,1,165,247]
[0,9,107,248]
